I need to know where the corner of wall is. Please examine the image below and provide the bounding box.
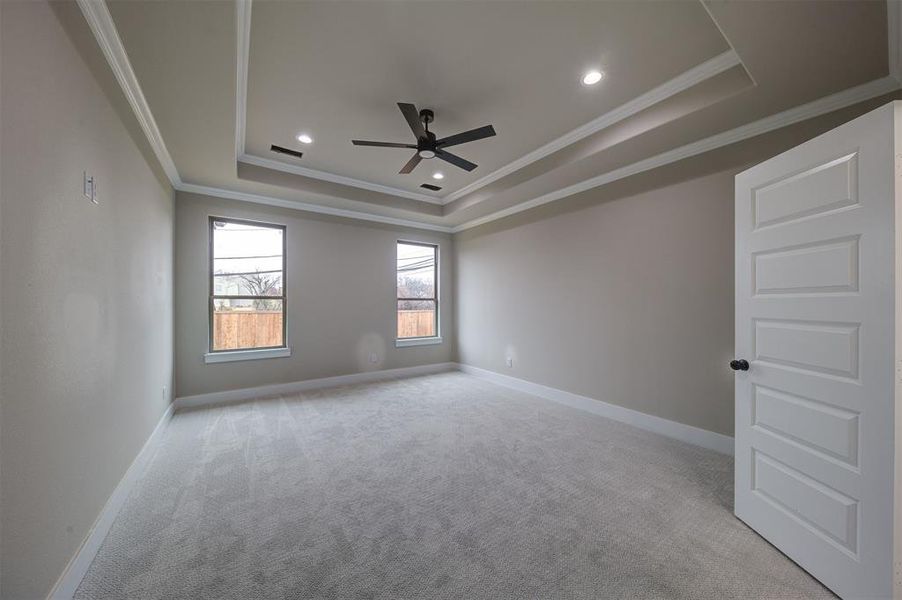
[0,2,175,597]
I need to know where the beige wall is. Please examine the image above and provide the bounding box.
[453,94,902,438]
[455,170,736,435]
[174,192,453,398]
[0,3,174,599]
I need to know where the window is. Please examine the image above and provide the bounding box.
[209,217,285,352]
[397,241,438,340]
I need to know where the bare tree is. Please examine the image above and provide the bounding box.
[237,270,281,310]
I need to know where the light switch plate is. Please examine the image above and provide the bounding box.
[83,171,98,204]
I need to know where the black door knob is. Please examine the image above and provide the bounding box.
[730,359,750,371]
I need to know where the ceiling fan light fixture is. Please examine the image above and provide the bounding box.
[582,70,604,86]
[432,172,444,180]
[352,103,494,174]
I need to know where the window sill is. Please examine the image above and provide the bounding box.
[204,347,292,364]
[395,337,443,348]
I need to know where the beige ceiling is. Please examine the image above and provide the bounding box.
[245,1,728,195]
[104,0,896,230]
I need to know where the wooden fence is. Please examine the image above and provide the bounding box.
[213,310,435,350]
[397,310,435,339]
[212,311,283,350]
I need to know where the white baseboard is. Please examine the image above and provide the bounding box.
[457,363,734,456]
[47,402,175,600]
[177,361,733,453]
[173,362,458,411]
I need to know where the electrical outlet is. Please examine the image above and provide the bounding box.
[505,357,513,368]
[369,353,378,364]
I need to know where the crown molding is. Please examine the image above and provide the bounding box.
[700,1,756,87]
[235,0,252,160]
[175,74,901,235]
[82,0,901,236]
[239,153,444,204]
[175,182,453,233]
[452,74,901,233]
[443,49,743,204]
[76,0,182,186]
[233,0,742,207]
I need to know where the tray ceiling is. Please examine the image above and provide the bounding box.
[98,0,897,231]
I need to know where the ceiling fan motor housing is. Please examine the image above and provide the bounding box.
[417,130,437,158]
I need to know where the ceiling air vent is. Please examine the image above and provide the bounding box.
[270,144,303,159]
[420,183,442,191]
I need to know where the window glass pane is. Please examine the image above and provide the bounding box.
[213,272,283,297]
[397,242,435,299]
[397,299,435,339]
[213,220,283,296]
[212,298,283,351]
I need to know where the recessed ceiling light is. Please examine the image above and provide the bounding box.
[432,172,444,180]
[296,133,313,144]
[582,70,604,86]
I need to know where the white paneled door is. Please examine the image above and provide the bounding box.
[734,102,901,600]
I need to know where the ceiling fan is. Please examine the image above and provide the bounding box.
[352,103,496,174]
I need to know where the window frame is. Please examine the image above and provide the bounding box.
[208,216,287,354]
[396,239,440,343]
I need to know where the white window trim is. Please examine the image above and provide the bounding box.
[395,336,443,348]
[396,239,440,345]
[204,347,292,364]
[208,215,288,359]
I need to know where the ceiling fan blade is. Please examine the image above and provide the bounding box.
[398,103,427,140]
[399,153,422,174]
[352,140,416,148]
[436,149,477,172]
[436,125,496,148]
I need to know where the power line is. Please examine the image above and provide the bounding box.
[214,254,282,260]
[214,270,282,277]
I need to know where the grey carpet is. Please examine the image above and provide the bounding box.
[75,372,834,599]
